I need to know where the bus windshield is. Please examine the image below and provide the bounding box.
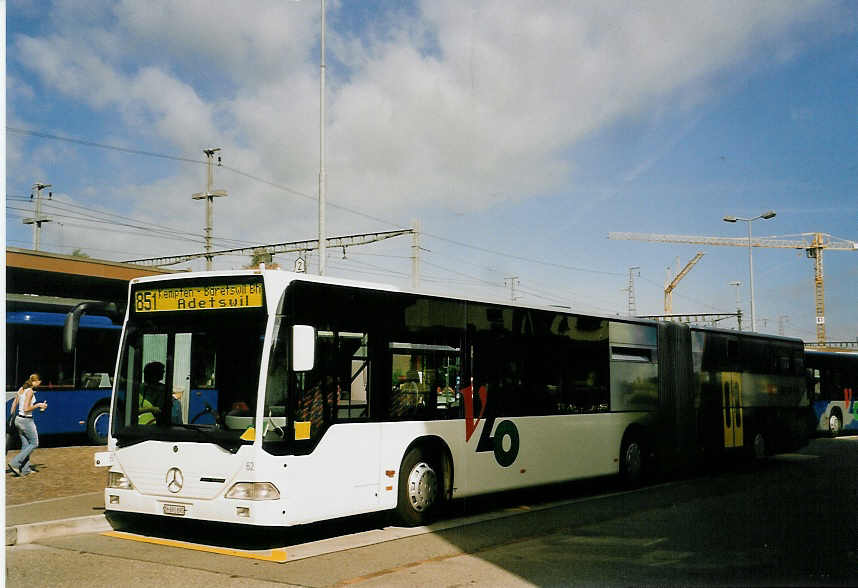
[113,312,266,449]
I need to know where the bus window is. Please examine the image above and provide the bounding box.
[390,343,461,420]
[339,332,369,419]
[285,330,371,444]
[115,324,261,435]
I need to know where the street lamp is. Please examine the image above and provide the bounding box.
[318,0,327,275]
[292,0,327,275]
[723,210,776,332]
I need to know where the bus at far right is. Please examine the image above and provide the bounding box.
[806,350,858,437]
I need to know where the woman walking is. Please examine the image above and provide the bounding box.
[8,374,47,476]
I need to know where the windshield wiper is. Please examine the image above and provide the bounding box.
[172,423,244,454]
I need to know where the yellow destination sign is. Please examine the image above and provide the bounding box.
[134,283,264,313]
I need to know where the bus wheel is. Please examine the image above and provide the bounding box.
[829,411,842,438]
[396,447,440,526]
[620,435,644,488]
[87,405,110,445]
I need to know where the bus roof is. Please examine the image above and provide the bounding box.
[127,268,805,346]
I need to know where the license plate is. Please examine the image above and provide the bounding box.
[163,504,186,516]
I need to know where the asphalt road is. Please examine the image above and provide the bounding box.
[7,437,858,587]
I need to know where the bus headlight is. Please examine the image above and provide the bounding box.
[225,482,280,500]
[108,471,133,490]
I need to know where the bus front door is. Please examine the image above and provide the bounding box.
[722,372,744,449]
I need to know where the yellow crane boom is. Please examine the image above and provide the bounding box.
[664,252,704,314]
[608,232,857,344]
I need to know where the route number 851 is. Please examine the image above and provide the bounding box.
[135,291,156,312]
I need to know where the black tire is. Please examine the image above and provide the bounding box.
[829,410,842,438]
[396,446,442,526]
[87,405,110,445]
[619,434,645,488]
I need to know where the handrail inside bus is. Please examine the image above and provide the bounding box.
[63,301,125,353]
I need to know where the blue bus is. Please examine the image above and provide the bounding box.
[806,350,858,437]
[6,296,121,444]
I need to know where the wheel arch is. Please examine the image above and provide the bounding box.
[828,406,843,436]
[401,435,454,501]
[86,399,112,444]
[620,423,649,454]
[619,422,651,485]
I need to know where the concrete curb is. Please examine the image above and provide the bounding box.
[6,514,111,546]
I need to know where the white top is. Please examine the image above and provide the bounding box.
[17,387,35,417]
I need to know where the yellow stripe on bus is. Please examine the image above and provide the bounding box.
[102,530,288,563]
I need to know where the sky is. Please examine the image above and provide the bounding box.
[4,0,857,343]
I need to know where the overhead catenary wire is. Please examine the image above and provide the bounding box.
[10,126,627,310]
[9,127,625,278]
[6,195,260,249]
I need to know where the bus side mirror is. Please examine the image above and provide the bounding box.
[63,308,82,353]
[63,301,124,353]
[292,325,316,372]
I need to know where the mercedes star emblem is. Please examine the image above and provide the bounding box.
[166,467,184,493]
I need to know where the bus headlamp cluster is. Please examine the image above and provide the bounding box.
[225,482,280,500]
[108,471,133,490]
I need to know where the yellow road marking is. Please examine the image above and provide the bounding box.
[102,530,288,563]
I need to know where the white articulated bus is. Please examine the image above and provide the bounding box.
[70,269,808,528]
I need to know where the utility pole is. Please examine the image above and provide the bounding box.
[318,0,328,276]
[411,219,421,290]
[625,267,640,316]
[23,182,52,251]
[728,281,743,331]
[778,315,789,337]
[504,276,520,302]
[192,148,227,270]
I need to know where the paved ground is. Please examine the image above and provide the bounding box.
[5,443,106,505]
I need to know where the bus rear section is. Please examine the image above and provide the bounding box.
[690,328,809,461]
[806,351,858,437]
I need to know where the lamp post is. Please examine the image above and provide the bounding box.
[318,0,327,275]
[723,210,776,332]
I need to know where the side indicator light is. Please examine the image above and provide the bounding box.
[385,486,393,491]
[385,470,395,478]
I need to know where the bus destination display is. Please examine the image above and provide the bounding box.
[134,283,264,313]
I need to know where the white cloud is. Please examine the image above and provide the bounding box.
[8,0,838,258]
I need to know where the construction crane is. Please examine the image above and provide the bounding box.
[664,252,704,314]
[608,232,857,344]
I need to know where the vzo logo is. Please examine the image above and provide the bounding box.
[463,384,520,467]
